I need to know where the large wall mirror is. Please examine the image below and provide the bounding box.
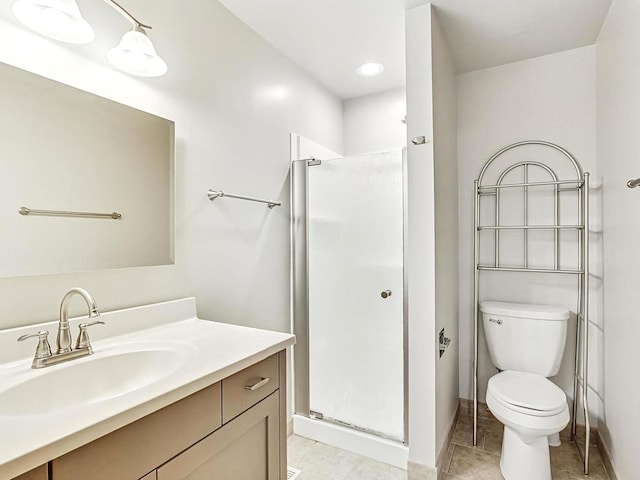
[0,61,174,277]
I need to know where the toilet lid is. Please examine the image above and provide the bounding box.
[487,371,567,416]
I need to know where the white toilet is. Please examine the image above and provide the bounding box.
[480,301,571,480]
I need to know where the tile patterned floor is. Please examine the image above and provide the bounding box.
[288,407,611,480]
[287,435,406,480]
[442,405,610,480]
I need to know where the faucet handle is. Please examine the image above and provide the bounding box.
[75,321,105,350]
[18,331,52,359]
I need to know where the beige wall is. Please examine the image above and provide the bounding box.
[595,0,640,477]
[0,0,342,333]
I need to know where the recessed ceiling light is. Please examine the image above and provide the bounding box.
[356,62,384,77]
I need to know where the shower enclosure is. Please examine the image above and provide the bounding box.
[291,150,407,466]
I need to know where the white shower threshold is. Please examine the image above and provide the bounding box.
[292,414,408,470]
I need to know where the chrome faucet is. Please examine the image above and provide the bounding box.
[57,287,100,354]
[18,288,104,368]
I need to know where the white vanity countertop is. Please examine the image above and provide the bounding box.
[0,297,295,479]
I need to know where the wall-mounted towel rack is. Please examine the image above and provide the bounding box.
[18,207,122,219]
[207,189,281,209]
[627,178,640,188]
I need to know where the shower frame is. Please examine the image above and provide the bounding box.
[290,153,409,444]
[472,140,591,474]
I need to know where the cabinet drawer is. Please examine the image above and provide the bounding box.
[222,354,279,423]
[52,382,222,480]
[157,391,280,480]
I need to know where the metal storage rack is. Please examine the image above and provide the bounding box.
[472,140,592,474]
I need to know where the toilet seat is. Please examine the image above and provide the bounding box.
[487,371,567,417]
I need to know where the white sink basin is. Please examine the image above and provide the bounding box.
[0,346,190,416]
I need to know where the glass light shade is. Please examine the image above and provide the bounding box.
[107,28,167,78]
[12,0,95,44]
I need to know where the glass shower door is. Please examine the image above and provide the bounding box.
[308,150,404,441]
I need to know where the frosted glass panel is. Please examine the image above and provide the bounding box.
[308,150,404,441]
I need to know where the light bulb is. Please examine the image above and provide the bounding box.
[356,62,385,77]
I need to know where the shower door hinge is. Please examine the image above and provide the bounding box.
[309,410,324,420]
[307,158,322,167]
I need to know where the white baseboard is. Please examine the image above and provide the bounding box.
[436,404,460,479]
[596,432,619,480]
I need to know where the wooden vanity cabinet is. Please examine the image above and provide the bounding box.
[156,390,280,480]
[155,352,283,480]
[50,382,222,480]
[13,465,48,480]
[23,351,287,480]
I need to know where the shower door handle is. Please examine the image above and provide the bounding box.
[381,290,392,299]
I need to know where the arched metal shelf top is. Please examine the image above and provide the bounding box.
[476,140,583,185]
[472,139,591,475]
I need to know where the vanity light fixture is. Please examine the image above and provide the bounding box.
[356,62,384,77]
[12,0,95,44]
[11,0,167,77]
[106,26,167,77]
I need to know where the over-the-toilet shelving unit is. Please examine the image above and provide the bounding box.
[472,140,591,474]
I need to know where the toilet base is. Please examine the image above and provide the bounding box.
[548,432,561,447]
[500,426,551,480]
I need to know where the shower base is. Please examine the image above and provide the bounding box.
[292,414,408,469]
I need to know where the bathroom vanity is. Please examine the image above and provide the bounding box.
[0,298,294,480]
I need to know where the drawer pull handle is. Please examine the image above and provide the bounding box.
[244,377,270,391]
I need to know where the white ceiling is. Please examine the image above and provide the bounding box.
[432,0,612,74]
[218,0,406,100]
[218,0,612,100]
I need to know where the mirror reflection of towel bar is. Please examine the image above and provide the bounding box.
[627,178,640,189]
[18,207,122,219]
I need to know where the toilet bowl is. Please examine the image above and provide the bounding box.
[486,371,570,480]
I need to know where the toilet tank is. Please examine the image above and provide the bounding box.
[480,301,570,377]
